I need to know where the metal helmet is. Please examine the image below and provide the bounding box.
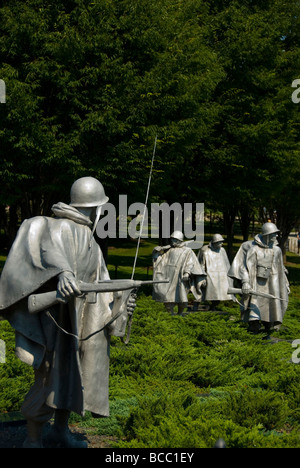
[70,177,109,208]
[170,231,184,242]
[211,234,225,244]
[261,222,280,237]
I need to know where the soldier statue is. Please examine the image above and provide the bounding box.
[228,223,289,335]
[0,177,136,448]
[196,234,235,310]
[152,231,206,315]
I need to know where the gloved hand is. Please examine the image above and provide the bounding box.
[127,294,137,316]
[242,282,251,295]
[57,271,82,299]
[196,279,206,294]
[182,273,190,283]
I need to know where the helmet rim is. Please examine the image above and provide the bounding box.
[170,230,184,242]
[261,222,280,236]
[70,177,109,208]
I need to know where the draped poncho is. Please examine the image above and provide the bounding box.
[228,235,289,324]
[0,202,122,417]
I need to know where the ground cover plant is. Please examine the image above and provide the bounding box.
[0,243,300,448]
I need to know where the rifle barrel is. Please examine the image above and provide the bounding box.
[28,279,169,314]
[227,287,286,302]
[78,279,168,293]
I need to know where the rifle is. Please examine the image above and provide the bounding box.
[28,279,169,314]
[153,239,196,254]
[227,287,287,302]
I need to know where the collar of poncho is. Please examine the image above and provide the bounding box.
[51,202,93,227]
[254,234,278,249]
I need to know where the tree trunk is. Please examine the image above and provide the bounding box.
[223,207,238,262]
[275,207,297,263]
[238,205,252,242]
[7,204,19,248]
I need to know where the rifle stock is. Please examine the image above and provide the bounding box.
[28,279,168,314]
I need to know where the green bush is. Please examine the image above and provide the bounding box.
[109,295,300,448]
[115,388,299,448]
[1,278,300,447]
[0,321,34,412]
[69,397,138,437]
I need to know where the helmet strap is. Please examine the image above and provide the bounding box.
[89,205,102,248]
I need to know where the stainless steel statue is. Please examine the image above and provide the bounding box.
[0,177,137,448]
[228,223,289,335]
[196,234,235,309]
[152,231,206,315]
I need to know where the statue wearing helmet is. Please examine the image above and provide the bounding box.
[0,177,135,448]
[228,223,289,336]
[152,231,206,315]
[196,234,235,310]
[70,176,110,241]
[70,176,109,208]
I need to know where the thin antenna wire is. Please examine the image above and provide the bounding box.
[131,135,158,280]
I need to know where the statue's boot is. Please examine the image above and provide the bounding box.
[262,321,272,340]
[23,420,45,448]
[164,303,175,315]
[47,409,88,448]
[248,320,261,335]
[177,304,186,316]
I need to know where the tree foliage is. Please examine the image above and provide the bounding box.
[0,0,300,248]
[2,287,300,447]
[0,0,220,214]
[192,0,300,251]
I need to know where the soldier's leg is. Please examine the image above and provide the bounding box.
[247,320,261,334]
[21,366,54,448]
[164,302,175,315]
[262,321,273,339]
[47,409,87,448]
[177,302,188,316]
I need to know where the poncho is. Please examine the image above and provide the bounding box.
[228,235,289,324]
[152,244,205,303]
[198,244,234,301]
[0,202,122,417]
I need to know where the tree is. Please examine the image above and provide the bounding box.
[1,0,300,255]
[0,0,222,247]
[190,0,300,257]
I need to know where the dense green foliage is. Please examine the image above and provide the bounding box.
[1,252,300,448]
[0,0,222,214]
[1,0,300,448]
[0,0,300,249]
[106,293,300,448]
[0,320,34,413]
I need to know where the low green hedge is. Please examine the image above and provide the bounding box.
[1,288,300,448]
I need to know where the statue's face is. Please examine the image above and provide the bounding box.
[77,206,102,221]
[269,233,278,246]
[77,207,93,218]
[170,237,181,247]
[262,233,278,247]
[212,241,223,251]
